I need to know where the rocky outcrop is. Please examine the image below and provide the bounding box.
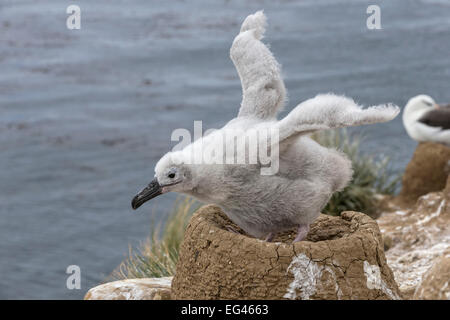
[396,142,450,206]
[172,205,400,300]
[413,255,450,300]
[378,176,450,299]
[84,277,172,300]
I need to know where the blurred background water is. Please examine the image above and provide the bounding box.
[0,0,449,299]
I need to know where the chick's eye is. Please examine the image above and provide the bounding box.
[168,173,175,179]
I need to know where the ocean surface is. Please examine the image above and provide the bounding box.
[0,0,449,299]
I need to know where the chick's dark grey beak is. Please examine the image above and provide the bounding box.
[131,178,162,210]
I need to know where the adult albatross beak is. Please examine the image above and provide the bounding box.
[131,178,162,210]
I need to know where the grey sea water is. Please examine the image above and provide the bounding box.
[0,0,449,299]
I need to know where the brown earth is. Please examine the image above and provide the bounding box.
[171,205,400,300]
[395,142,450,207]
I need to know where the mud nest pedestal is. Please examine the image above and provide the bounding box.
[172,205,401,300]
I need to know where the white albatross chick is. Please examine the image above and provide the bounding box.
[131,11,400,242]
[402,95,450,145]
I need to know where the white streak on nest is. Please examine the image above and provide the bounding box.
[284,254,321,300]
[325,265,343,299]
[363,261,401,300]
[416,200,445,226]
[284,253,341,300]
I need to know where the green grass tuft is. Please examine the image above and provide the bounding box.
[111,197,199,279]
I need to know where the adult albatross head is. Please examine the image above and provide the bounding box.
[404,95,438,115]
[403,94,450,144]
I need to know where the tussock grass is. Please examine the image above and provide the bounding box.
[111,197,198,279]
[115,129,399,279]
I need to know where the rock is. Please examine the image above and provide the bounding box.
[84,277,172,300]
[378,176,450,299]
[413,255,450,300]
[172,205,401,300]
[396,142,450,206]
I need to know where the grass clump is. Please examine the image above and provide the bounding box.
[112,197,198,280]
[312,129,400,216]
